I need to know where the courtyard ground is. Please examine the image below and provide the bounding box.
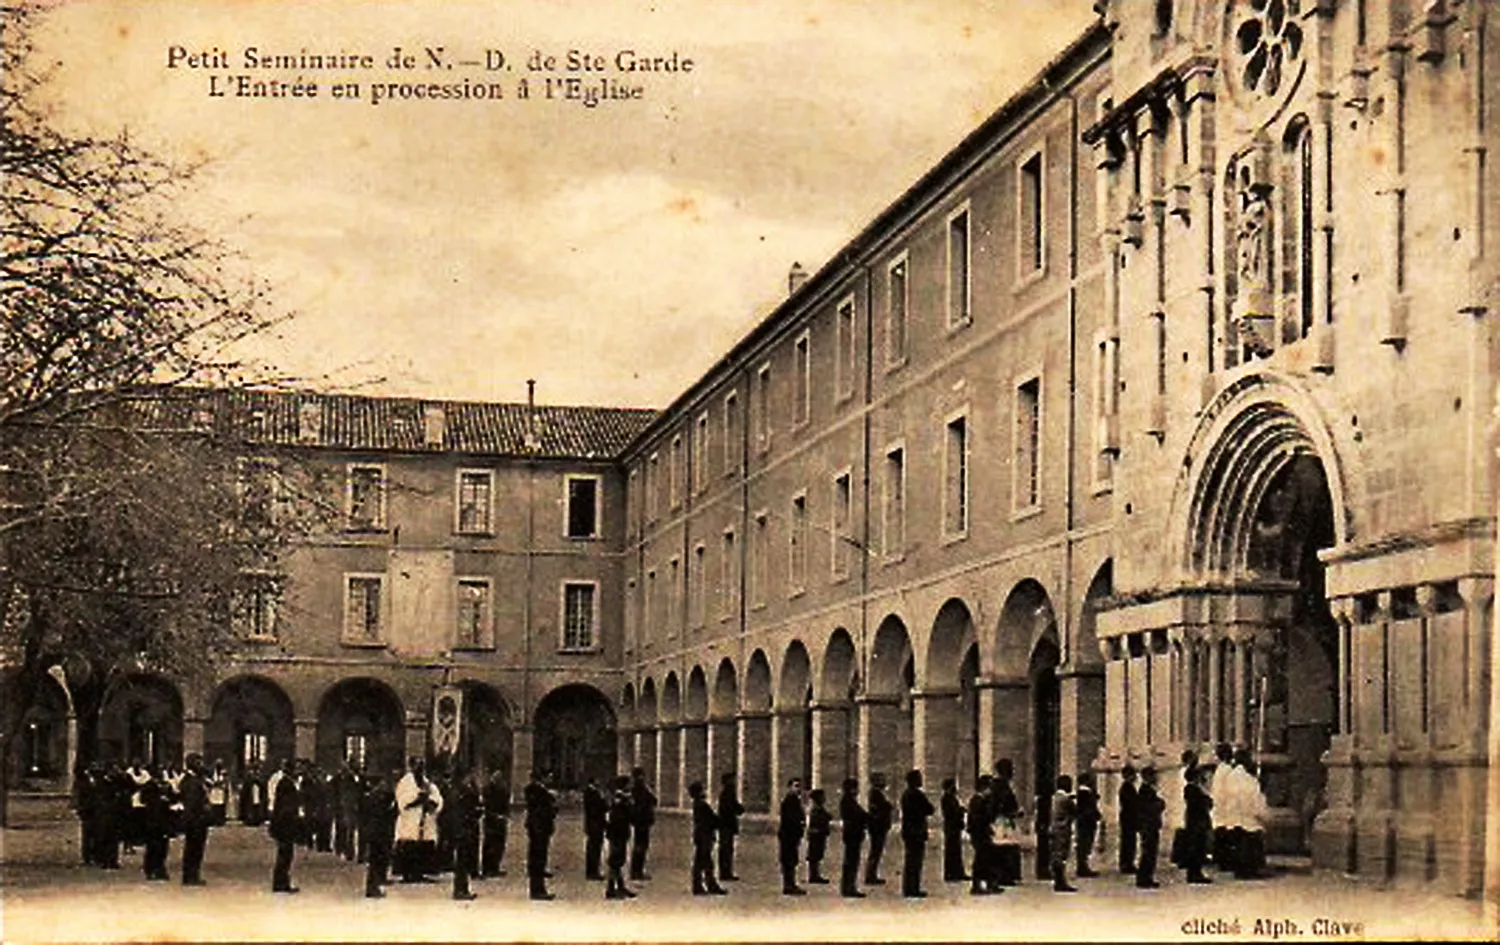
[1,811,1493,942]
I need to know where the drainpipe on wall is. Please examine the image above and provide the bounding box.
[1486,381,1500,927]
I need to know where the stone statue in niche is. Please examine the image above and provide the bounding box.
[1233,165,1275,358]
[1237,185,1271,291]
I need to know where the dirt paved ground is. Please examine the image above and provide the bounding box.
[2,812,1492,942]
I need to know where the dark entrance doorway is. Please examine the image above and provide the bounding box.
[206,676,296,782]
[455,682,513,784]
[533,684,617,791]
[1029,637,1061,807]
[1246,454,1337,851]
[98,674,183,767]
[316,678,405,777]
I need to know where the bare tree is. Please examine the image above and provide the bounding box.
[0,6,326,816]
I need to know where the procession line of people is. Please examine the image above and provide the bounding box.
[69,742,1272,903]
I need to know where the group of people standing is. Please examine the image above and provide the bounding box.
[265,757,677,904]
[71,744,1270,902]
[75,754,220,886]
[775,770,933,898]
[1165,743,1271,885]
[262,754,519,901]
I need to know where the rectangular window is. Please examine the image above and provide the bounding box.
[342,734,366,772]
[721,529,738,619]
[669,556,681,632]
[793,331,811,426]
[692,544,707,629]
[751,512,769,607]
[562,582,597,651]
[235,574,281,642]
[789,492,808,593]
[347,464,386,531]
[831,471,852,579]
[755,364,772,451]
[456,469,493,534]
[1016,377,1042,510]
[628,468,640,538]
[1020,152,1045,275]
[566,475,600,539]
[945,413,969,536]
[887,256,908,365]
[645,569,657,637]
[1093,336,1118,485]
[242,732,269,770]
[694,412,709,494]
[647,452,660,523]
[836,297,856,401]
[883,446,906,558]
[344,575,384,644]
[456,578,493,649]
[238,458,279,530]
[723,391,740,475]
[675,438,687,510]
[948,206,971,328]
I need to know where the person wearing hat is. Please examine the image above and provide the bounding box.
[449,766,483,901]
[1134,766,1165,889]
[966,775,997,894]
[716,771,745,883]
[178,754,213,886]
[523,770,558,900]
[806,788,833,884]
[991,759,1023,887]
[582,776,608,881]
[688,781,728,895]
[604,775,637,900]
[628,767,657,881]
[899,769,934,898]
[1074,772,1102,878]
[838,777,868,898]
[864,775,893,886]
[268,758,302,893]
[361,768,398,898]
[1048,775,1078,893]
[939,777,968,883]
[1181,762,1214,885]
[777,778,807,895]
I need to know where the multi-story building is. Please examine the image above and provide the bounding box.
[618,0,1499,898]
[10,0,1497,897]
[11,387,655,797]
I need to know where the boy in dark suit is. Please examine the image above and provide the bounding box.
[777,778,807,895]
[839,778,867,898]
[689,781,727,895]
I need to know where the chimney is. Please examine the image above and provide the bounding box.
[422,402,446,448]
[524,379,541,452]
[297,399,322,444]
[787,261,808,295]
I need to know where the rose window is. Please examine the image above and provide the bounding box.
[1234,0,1304,99]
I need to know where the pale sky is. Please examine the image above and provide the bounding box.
[27,0,1093,408]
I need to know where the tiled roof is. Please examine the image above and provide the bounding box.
[117,387,658,461]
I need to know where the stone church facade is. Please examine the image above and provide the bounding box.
[9,0,1495,897]
[619,0,1498,897]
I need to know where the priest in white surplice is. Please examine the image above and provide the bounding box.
[394,756,443,883]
